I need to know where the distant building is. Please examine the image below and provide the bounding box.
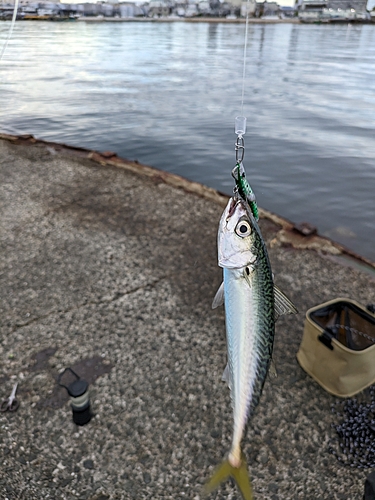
[280,4,297,15]
[1,0,371,20]
[298,0,323,21]
[327,0,366,10]
[101,2,115,16]
[197,0,211,15]
[147,0,171,17]
[240,0,256,16]
[118,3,144,17]
[262,0,280,15]
[252,0,280,17]
[298,0,369,21]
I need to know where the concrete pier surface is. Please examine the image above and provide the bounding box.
[0,134,374,500]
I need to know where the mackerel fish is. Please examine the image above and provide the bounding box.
[205,195,298,500]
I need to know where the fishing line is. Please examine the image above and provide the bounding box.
[233,0,259,221]
[240,0,251,117]
[0,0,19,62]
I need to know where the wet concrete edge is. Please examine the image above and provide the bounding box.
[1,132,374,275]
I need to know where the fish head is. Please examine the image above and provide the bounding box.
[218,197,258,269]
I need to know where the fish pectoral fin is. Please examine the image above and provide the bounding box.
[212,282,224,309]
[204,453,253,500]
[221,363,232,390]
[274,284,298,321]
[268,358,278,378]
[243,265,255,287]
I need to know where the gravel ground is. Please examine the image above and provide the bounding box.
[0,138,374,500]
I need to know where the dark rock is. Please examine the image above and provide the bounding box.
[143,472,151,484]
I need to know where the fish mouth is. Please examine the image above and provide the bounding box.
[227,197,240,219]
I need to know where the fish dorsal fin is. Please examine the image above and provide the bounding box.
[212,282,224,309]
[274,284,298,321]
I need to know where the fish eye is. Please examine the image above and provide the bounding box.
[235,220,251,237]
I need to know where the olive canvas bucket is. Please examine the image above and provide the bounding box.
[297,298,375,398]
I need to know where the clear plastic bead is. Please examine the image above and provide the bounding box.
[235,116,246,136]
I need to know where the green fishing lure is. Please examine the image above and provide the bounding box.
[232,162,259,221]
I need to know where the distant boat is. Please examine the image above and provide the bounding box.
[51,15,78,21]
[23,14,52,20]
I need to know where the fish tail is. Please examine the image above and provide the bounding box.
[204,451,253,500]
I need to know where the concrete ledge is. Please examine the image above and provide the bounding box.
[2,133,373,271]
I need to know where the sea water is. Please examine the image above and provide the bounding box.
[1,21,374,262]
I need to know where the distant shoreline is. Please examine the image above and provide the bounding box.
[76,16,300,24]
[0,17,301,24]
[2,15,373,24]
[75,17,373,24]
